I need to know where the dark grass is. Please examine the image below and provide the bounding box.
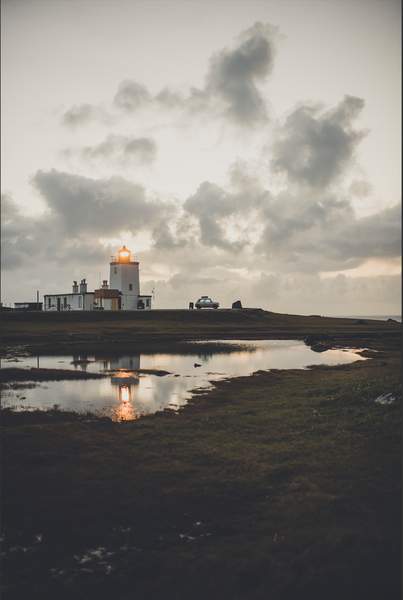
[2,308,401,346]
[1,344,401,600]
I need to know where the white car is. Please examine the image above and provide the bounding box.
[195,296,219,309]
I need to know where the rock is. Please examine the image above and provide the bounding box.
[304,333,334,346]
[232,300,243,309]
[194,363,202,368]
[377,362,388,367]
[387,318,397,322]
[310,344,329,353]
[354,320,367,325]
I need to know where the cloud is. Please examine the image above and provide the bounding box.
[154,87,186,109]
[61,22,280,129]
[124,137,156,162]
[113,80,151,112]
[324,202,401,262]
[61,104,109,127]
[152,220,187,250]
[154,21,280,126]
[184,180,255,252]
[256,189,401,274]
[31,169,169,236]
[1,171,174,271]
[203,22,279,125]
[64,134,157,165]
[168,273,188,290]
[270,95,367,188]
[251,272,280,301]
[348,180,374,198]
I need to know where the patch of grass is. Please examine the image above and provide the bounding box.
[1,367,107,383]
[0,367,170,385]
[1,346,401,599]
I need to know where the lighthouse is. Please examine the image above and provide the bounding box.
[43,245,151,311]
[109,246,151,310]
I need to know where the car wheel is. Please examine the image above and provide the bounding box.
[196,306,201,309]
[213,305,218,309]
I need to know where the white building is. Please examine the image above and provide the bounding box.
[43,246,152,311]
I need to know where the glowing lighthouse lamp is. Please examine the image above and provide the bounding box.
[118,246,131,263]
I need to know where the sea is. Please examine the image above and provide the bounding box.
[329,315,401,322]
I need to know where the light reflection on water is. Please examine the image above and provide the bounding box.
[1,340,365,420]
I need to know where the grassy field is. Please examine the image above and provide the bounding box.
[1,310,401,599]
[1,307,401,346]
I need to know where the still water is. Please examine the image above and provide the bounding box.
[1,340,365,420]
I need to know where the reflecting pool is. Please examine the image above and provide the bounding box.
[1,340,365,420]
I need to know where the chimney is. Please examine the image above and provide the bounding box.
[102,280,109,290]
[79,279,87,293]
[72,281,79,293]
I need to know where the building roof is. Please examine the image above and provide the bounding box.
[94,289,120,298]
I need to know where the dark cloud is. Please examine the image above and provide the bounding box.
[257,188,401,273]
[204,22,278,125]
[31,169,168,236]
[152,221,187,250]
[113,80,151,112]
[154,22,279,125]
[1,171,173,271]
[184,181,253,252]
[270,96,367,188]
[198,214,244,253]
[61,22,279,129]
[325,202,401,262]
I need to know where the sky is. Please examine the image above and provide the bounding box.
[1,0,401,316]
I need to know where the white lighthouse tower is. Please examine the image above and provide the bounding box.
[109,246,151,310]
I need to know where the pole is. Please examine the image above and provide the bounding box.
[37,290,39,312]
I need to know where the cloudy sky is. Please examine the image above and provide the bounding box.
[1,0,401,315]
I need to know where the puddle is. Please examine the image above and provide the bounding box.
[1,340,365,420]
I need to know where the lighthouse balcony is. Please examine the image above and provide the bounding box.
[110,255,139,265]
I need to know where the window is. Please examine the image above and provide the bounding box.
[114,267,117,274]
[146,299,150,307]
[78,296,82,308]
[48,298,51,308]
[129,284,133,291]
[64,297,67,308]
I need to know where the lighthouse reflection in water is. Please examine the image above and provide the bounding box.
[110,356,140,420]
